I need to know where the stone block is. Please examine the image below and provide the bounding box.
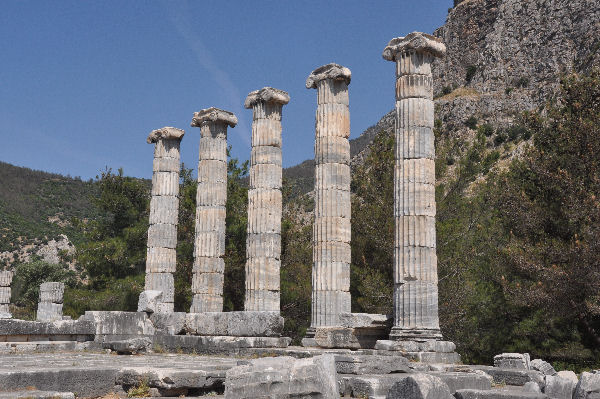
[315,188,351,218]
[0,303,11,319]
[339,313,391,328]
[191,271,224,295]
[248,188,282,209]
[194,231,226,257]
[37,302,63,322]
[147,223,177,249]
[190,293,222,313]
[474,366,544,387]
[575,371,600,399]
[250,163,282,189]
[315,136,351,165]
[251,118,282,147]
[0,318,95,337]
[184,311,283,337]
[531,359,557,376]
[198,159,227,183]
[82,311,155,337]
[543,374,575,399]
[149,195,179,224]
[247,207,282,234]
[148,311,186,335]
[39,282,64,303]
[196,181,227,206]
[494,353,531,370]
[315,163,351,190]
[315,103,351,138]
[314,216,351,243]
[251,145,282,166]
[395,184,436,217]
[154,137,182,158]
[137,290,163,313]
[193,257,225,273]
[313,327,360,349]
[245,257,280,290]
[428,372,492,393]
[387,373,454,399]
[246,232,281,259]
[244,289,280,311]
[153,334,291,354]
[396,126,435,160]
[152,156,180,173]
[151,171,179,196]
[396,74,433,100]
[335,354,410,375]
[199,136,228,162]
[524,381,542,393]
[0,287,10,303]
[145,246,176,273]
[0,271,13,286]
[396,98,435,129]
[102,337,152,354]
[224,355,338,399]
[0,391,75,399]
[195,206,226,232]
[556,371,578,384]
[311,290,351,326]
[455,389,548,399]
[144,273,174,302]
[314,241,351,263]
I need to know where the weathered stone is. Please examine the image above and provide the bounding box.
[39,282,64,303]
[556,371,578,385]
[306,63,351,89]
[0,318,95,341]
[494,353,531,370]
[147,126,184,144]
[531,359,557,376]
[82,311,155,341]
[144,272,174,303]
[36,302,63,322]
[0,270,13,286]
[339,313,392,328]
[191,109,236,313]
[574,371,600,399]
[0,303,11,319]
[386,373,453,399]
[224,354,338,398]
[244,86,290,108]
[454,389,548,399]
[137,290,163,313]
[335,354,410,375]
[102,337,152,354]
[116,366,226,396]
[184,311,283,337]
[0,391,75,399]
[544,374,576,399]
[148,311,186,335]
[473,366,544,387]
[384,33,446,341]
[313,327,361,349]
[524,381,542,393]
[375,339,456,353]
[428,372,492,393]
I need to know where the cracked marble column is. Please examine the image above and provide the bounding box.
[0,271,13,318]
[383,32,446,340]
[244,87,290,312]
[190,107,237,313]
[37,282,64,322]
[305,63,352,333]
[139,127,184,314]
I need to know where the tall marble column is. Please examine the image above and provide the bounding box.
[383,32,446,340]
[140,127,184,314]
[0,271,13,318]
[306,63,352,331]
[244,87,290,312]
[190,107,238,313]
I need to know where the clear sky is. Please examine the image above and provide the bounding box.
[0,0,451,180]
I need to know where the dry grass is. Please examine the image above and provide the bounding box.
[437,87,480,101]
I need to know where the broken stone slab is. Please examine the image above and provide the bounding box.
[36,302,63,322]
[454,389,549,399]
[472,366,544,387]
[524,381,542,393]
[137,290,163,313]
[102,337,152,354]
[339,313,392,328]
[0,391,75,399]
[574,371,600,399]
[543,374,576,399]
[224,354,338,399]
[335,354,410,375]
[0,303,11,319]
[494,353,531,370]
[375,339,456,353]
[313,327,361,349]
[152,335,291,355]
[428,372,492,393]
[556,370,578,384]
[386,373,454,399]
[0,271,13,286]
[117,366,227,396]
[530,359,557,376]
[39,282,64,303]
[184,311,283,337]
[149,311,186,335]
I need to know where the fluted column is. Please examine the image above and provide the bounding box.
[383,32,446,340]
[0,271,13,318]
[140,127,184,314]
[306,64,352,330]
[244,87,290,312]
[190,107,238,313]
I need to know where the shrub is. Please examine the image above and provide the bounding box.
[516,77,530,88]
[506,125,528,141]
[465,116,478,129]
[466,65,477,83]
[11,260,76,309]
[505,87,514,95]
[494,132,508,145]
[478,123,495,137]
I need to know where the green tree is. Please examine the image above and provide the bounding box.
[75,168,149,288]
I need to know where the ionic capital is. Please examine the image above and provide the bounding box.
[306,63,351,89]
[147,127,185,144]
[191,107,238,128]
[244,87,290,109]
[382,32,446,61]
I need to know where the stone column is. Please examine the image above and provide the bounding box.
[244,88,290,312]
[190,107,238,313]
[382,32,446,340]
[37,282,64,322]
[138,127,184,314]
[306,63,352,331]
[0,271,13,318]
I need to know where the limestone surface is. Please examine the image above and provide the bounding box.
[494,353,531,370]
[384,32,446,341]
[531,359,557,376]
[190,108,236,312]
[306,63,352,333]
[386,374,454,399]
[244,87,288,312]
[574,371,600,399]
[224,354,339,398]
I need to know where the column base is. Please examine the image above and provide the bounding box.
[389,327,443,341]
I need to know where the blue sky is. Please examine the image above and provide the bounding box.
[0,1,451,180]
